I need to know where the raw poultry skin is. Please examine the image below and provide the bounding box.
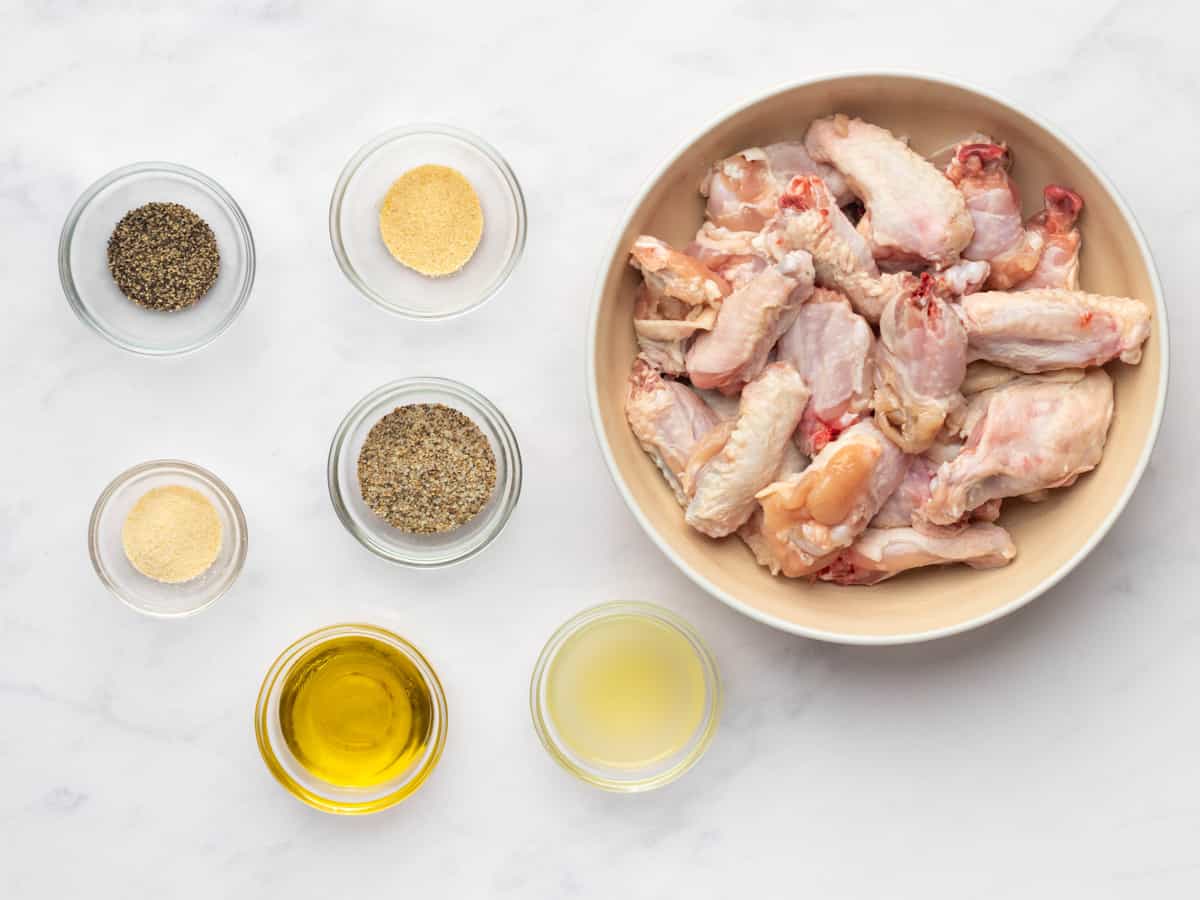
[806,115,974,269]
[624,357,722,505]
[629,235,730,374]
[758,174,914,323]
[776,288,875,456]
[686,250,815,394]
[958,289,1151,372]
[685,222,768,289]
[944,142,1045,289]
[754,419,906,577]
[820,524,1016,585]
[685,363,811,538]
[923,369,1114,526]
[700,142,853,231]
[1016,186,1084,290]
[873,278,968,454]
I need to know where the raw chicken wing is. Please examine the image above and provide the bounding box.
[873,280,968,454]
[686,222,768,289]
[625,357,722,505]
[806,115,974,268]
[776,288,875,455]
[945,142,1045,288]
[959,289,1151,372]
[1016,186,1084,290]
[923,369,1114,525]
[758,174,914,322]
[685,363,811,537]
[629,236,730,374]
[754,419,906,576]
[687,250,815,393]
[700,142,853,231]
[820,524,1016,585]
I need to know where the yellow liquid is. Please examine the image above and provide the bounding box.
[545,615,707,769]
[278,637,434,788]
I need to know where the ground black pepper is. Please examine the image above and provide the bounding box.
[357,403,497,533]
[107,202,220,311]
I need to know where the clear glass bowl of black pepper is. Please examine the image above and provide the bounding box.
[328,378,522,567]
[59,162,255,356]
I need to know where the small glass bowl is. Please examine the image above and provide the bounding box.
[89,460,248,617]
[530,602,722,793]
[329,124,526,318]
[59,162,255,356]
[255,624,448,815]
[327,377,522,567]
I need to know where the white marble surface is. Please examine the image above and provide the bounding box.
[1,1,1196,895]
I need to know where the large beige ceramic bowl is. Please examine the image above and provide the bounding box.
[588,72,1168,645]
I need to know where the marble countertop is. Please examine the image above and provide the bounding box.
[2,1,1196,896]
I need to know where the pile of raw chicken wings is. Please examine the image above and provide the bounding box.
[625,114,1151,586]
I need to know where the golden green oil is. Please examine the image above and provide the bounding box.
[278,636,434,788]
[545,615,706,769]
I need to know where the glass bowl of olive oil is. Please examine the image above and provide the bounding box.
[255,624,447,814]
[530,603,721,792]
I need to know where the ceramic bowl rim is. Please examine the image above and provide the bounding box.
[585,69,1170,646]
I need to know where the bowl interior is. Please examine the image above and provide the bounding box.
[330,127,526,318]
[61,164,254,355]
[591,74,1166,643]
[89,460,248,617]
[329,379,522,567]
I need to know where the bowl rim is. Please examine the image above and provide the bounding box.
[58,160,257,357]
[326,376,523,568]
[586,69,1170,646]
[327,122,528,320]
[88,458,249,618]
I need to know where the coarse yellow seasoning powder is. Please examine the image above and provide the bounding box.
[121,485,222,583]
[378,164,483,277]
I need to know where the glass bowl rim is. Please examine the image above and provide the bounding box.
[327,122,527,320]
[88,458,249,618]
[529,601,722,793]
[326,376,523,568]
[58,160,257,357]
[253,622,449,815]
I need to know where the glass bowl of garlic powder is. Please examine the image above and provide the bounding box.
[89,460,248,617]
[329,124,527,318]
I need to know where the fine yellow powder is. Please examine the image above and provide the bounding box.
[378,164,483,277]
[121,485,222,584]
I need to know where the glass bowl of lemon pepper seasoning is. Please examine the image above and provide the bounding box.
[329,124,526,318]
[89,460,248,617]
[59,162,255,356]
[328,377,522,567]
[255,624,448,815]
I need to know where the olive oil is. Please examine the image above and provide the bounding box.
[278,636,434,788]
[545,614,707,769]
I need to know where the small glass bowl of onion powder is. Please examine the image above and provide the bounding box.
[328,378,522,567]
[89,460,248,617]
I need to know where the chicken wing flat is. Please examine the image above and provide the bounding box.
[1016,186,1084,290]
[700,142,853,231]
[685,363,811,538]
[758,174,913,322]
[958,289,1151,372]
[806,115,974,269]
[873,283,968,454]
[625,357,722,505]
[819,524,1016,585]
[754,419,906,576]
[686,222,768,289]
[777,288,875,456]
[923,369,1114,525]
[687,250,815,393]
